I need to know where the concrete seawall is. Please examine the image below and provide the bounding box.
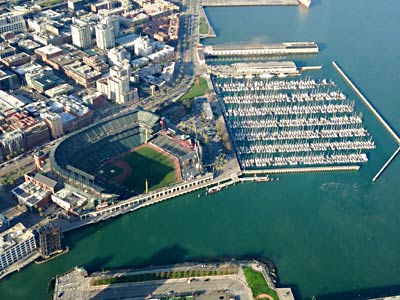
[202,0,299,6]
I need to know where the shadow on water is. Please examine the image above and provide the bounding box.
[316,284,400,300]
[84,255,114,273]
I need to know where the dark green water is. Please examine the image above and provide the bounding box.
[1,1,400,299]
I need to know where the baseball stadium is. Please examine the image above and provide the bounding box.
[50,110,200,200]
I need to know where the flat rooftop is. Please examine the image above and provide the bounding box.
[0,223,33,255]
[207,42,318,51]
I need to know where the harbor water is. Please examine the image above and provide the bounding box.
[1,0,400,299]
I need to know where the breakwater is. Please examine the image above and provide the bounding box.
[372,146,400,182]
[332,61,400,182]
[201,0,299,7]
[332,61,400,144]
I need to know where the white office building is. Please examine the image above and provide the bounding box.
[95,23,115,50]
[71,23,91,49]
[97,60,138,105]
[100,15,120,38]
[134,36,153,57]
[107,46,131,66]
[0,223,37,271]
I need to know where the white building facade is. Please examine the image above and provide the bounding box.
[0,223,37,271]
[95,23,115,50]
[71,23,92,49]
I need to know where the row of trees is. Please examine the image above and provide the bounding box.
[216,117,232,151]
[92,268,238,286]
[0,168,23,187]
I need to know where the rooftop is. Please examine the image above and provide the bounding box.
[0,223,34,255]
[36,44,63,56]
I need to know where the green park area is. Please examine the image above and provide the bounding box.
[181,77,208,101]
[100,146,178,193]
[199,17,209,34]
[180,77,208,110]
[243,266,279,300]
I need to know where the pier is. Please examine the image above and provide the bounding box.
[372,146,400,182]
[203,42,319,57]
[201,0,299,7]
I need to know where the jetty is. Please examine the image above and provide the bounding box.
[332,61,400,144]
[332,61,400,182]
[372,146,400,182]
[201,0,299,6]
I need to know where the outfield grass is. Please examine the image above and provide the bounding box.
[180,77,208,101]
[116,146,178,193]
[243,266,279,300]
[199,17,209,34]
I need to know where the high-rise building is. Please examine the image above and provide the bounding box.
[95,23,115,50]
[71,23,91,49]
[100,15,120,38]
[0,223,38,271]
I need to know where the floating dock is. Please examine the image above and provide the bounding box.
[201,0,299,6]
[203,42,319,57]
[242,165,360,175]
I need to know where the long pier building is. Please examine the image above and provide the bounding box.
[203,42,319,57]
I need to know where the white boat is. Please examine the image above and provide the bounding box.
[278,73,288,78]
[260,73,274,79]
[298,0,311,8]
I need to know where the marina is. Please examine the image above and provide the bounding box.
[213,75,376,170]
